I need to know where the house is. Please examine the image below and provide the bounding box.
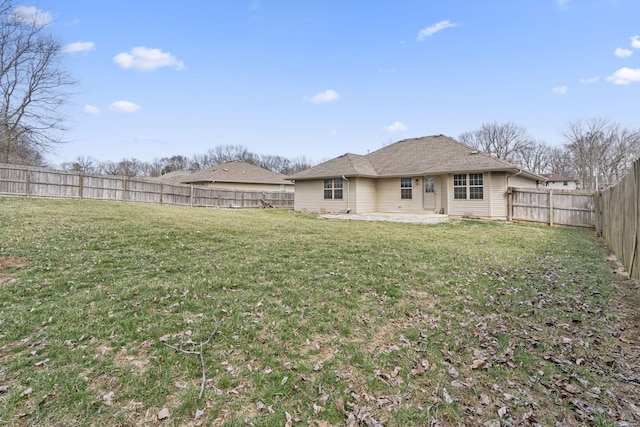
[543,173,578,190]
[287,135,544,220]
[180,160,293,192]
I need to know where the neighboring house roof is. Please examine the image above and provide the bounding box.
[543,173,576,182]
[180,161,290,185]
[288,135,544,181]
[155,170,191,184]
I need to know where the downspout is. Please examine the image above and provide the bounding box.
[342,176,350,213]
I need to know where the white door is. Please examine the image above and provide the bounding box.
[423,177,436,210]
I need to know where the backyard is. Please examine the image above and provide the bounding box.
[0,198,639,426]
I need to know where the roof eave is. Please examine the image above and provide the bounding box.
[287,173,378,181]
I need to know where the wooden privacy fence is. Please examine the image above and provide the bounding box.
[596,158,639,280]
[508,187,595,228]
[0,163,294,208]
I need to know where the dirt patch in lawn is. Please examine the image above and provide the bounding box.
[0,256,27,284]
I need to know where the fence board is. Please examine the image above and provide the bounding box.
[0,163,294,209]
[0,164,28,195]
[509,187,595,228]
[598,159,639,279]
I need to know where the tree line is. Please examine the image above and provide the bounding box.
[57,145,315,177]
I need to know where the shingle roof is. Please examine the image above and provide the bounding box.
[288,135,542,180]
[180,161,290,185]
[154,170,191,184]
[543,173,576,182]
[287,153,378,180]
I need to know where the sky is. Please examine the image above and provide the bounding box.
[18,0,640,165]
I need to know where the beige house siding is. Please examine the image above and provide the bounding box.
[293,180,348,213]
[547,181,577,190]
[446,172,491,219]
[489,172,508,219]
[440,175,449,215]
[508,173,540,188]
[353,178,377,213]
[376,177,424,213]
[293,171,540,217]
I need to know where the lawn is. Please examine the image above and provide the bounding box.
[0,197,638,426]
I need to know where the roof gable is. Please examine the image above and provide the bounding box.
[286,153,377,180]
[181,161,289,185]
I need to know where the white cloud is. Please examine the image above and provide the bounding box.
[12,6,52,27]
[385,121,408,132]
[615,47,633,57]
[552,86,568,94]
[632,36,640,49]
[108,101,141,113]
[307,89,340,104]
[63,41,95,54]
[556,0,571,6]
[580,76,599,84]
[606,67,640,85]
[83,105,100,115]
[417,20,458,41]
[113,47,186,71]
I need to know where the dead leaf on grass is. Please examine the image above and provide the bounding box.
[471,359,488,369]
[157,407,170,420]
[102,391,115,406]
[441,387,454,404]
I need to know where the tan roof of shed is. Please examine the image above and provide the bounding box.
[288,135,543,180]
[180,161,290,185]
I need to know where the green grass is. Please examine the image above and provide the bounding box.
[0,197,625,426]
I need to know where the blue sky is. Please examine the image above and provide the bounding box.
[23,0,640,164]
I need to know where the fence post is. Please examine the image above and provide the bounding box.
[594,191,601,236]
[159,183,163,205]
[26,167,31,198]
[549,189,554,227]
[507,187,513,221]
[190,185,194,208]
[78,173,84,199]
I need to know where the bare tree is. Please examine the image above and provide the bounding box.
[283,155,314,175]
[0,1,75,164]
[562,118,640,190]
[99,160,120,176]
[518,141,551,175]
[206,144,256,165]
[60,155,98,173]
[98,158,146,177]
[256,154,290,174]
[547,147,575,180]
[145,157,165,177]
[158,155,191,175]
[459,122,534,163]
